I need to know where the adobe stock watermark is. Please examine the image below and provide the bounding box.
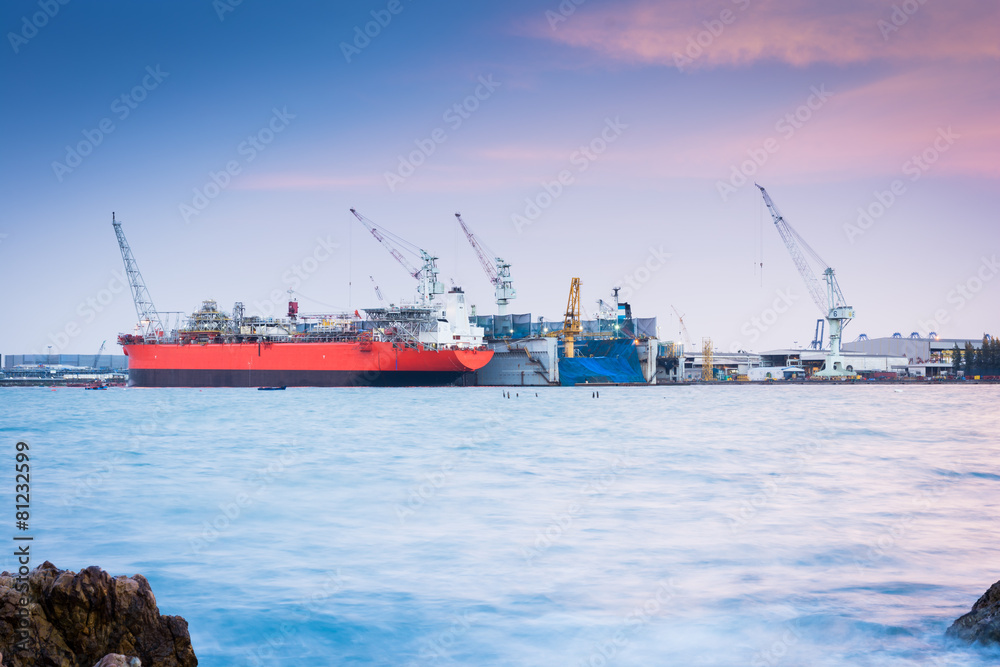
[878,0,929,41]
[62,453,126,507]
[340,0,410,63]
[395,406,505,524]
[7,0,71,54]
[243,569,348,666]
[252,235,340,317]
[843,127,959,244]
[51,65,169,182]
[852,461,962,573]
[520,450,634,565]
[188,445,299,554]
[674,0,752,72]
[726,439,823,531]
[578,579,679,667]
[384,75,502,192]
[38,269,128,354]
[512,116,627,233]
[212,0,243,21]
[546,0,586,30]
[415,611,474,662]
[179,106,295,223]
[751,621,803,667]
[717,85,832,202]
[63,393,177,507]
[733,288,798,350]
[618,246,671,300]
[916,254,999,337]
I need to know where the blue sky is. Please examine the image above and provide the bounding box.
[1,0,997,356]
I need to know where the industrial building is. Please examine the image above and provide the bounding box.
[1,354,128,386]
[841,334,984,377]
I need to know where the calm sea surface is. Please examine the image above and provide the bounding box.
[2,385,999,666]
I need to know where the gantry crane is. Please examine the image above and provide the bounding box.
[350,209,444,307]
[454,213,516,315]
[756,185,855,377]
[809,319,825,350]
[112,213,164,339]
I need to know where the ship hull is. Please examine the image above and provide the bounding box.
[122,341,493,388]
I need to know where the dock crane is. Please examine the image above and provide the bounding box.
[93,340,106,370]
[454,213,516,315]
[562,278,582,358]
[756,185,855,377]
[350,209,444,307]
[543,278,583,356]
[671,305,692,348]
[112,213,163,339]
[369,275,385,304]
[809,319,825,350]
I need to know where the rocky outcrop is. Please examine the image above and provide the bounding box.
[92,656,142,667]
[0,561,197,667]
[948,579,1000,644]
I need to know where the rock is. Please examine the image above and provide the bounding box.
[947,579,1000,644]
[92,655,142,667]
[0,561,197,667]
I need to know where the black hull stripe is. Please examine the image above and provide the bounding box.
[128,369,465,387]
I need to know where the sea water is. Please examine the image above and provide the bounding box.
[1,384,999,666]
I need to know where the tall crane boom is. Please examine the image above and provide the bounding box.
[756,185,856,377]
[455,213,496,283]
[369,275,384,304]
[671,305,692,348]
[93,340,106,369]
[757,186,837,314]
[351,209,421,278]
[563,277,582,358]
[454,213,516,315]
[112,213,163,339]
[350,208,444,307]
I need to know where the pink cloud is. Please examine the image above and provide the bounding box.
[530,0,1000,68]
[462,65,999,185]
[658,65,1000,181]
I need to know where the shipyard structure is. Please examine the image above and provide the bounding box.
[70,200,993,389]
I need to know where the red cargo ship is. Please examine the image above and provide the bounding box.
[112,212,492,387]
[119,292,492,388]
[121,338,491,387]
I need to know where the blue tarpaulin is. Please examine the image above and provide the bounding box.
[558,339,645,385]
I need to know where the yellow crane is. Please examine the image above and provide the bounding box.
[563,278,582,358]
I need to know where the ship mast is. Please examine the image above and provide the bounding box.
[112,213,164,339]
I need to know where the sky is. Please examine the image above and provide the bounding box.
[1,0,997,357]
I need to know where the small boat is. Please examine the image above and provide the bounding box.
[85,381,107,390]
[257,386,287,391]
